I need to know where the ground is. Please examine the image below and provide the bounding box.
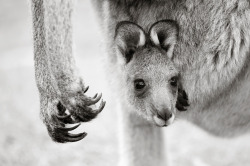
[0,1,250,166]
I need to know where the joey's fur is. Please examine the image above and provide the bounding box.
[114,20,188,127]
[103,0,250,136]
[32,0,250,165]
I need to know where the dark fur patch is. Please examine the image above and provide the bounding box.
[176,88,189,111]
[213,51,219,65]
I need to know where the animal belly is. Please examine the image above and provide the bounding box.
[179,73,250,137]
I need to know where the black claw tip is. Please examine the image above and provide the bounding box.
[64,132,87,142]
[66,132,86,138]
[93,93,102,102]
[86,93,102,106]
[93,93,98,98]
[97,100,106,113]
[84,86,89,93]
[57,123,81,131]
[57,114,71,120]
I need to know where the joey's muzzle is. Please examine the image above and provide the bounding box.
[151,88,176,127]
[152,107,175,127]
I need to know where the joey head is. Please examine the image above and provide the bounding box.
[115,20,189,127]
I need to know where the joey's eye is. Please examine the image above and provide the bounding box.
[170,76,178,87]
[134,79,146,91]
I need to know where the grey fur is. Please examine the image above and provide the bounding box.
[102,0,250,136]
[32,0,105,143]
[32,0,250,165]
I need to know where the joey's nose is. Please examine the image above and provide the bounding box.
[153,108,175,127]
[157,110,172,121]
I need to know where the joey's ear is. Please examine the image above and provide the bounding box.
[115,21,146,64]
[149,20,179,59]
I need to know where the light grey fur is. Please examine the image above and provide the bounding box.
[101,0,250,165]
[32,0,80,137]
[32,0,105,142]
[32,0,250,165]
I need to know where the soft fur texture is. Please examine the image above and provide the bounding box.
[32,0,250,165]
[32,0,105,143]
[102,0,250,135]
[114,20,187,127]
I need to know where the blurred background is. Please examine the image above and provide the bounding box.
[1,0,250,166]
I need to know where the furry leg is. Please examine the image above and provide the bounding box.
[118,101,167,166]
